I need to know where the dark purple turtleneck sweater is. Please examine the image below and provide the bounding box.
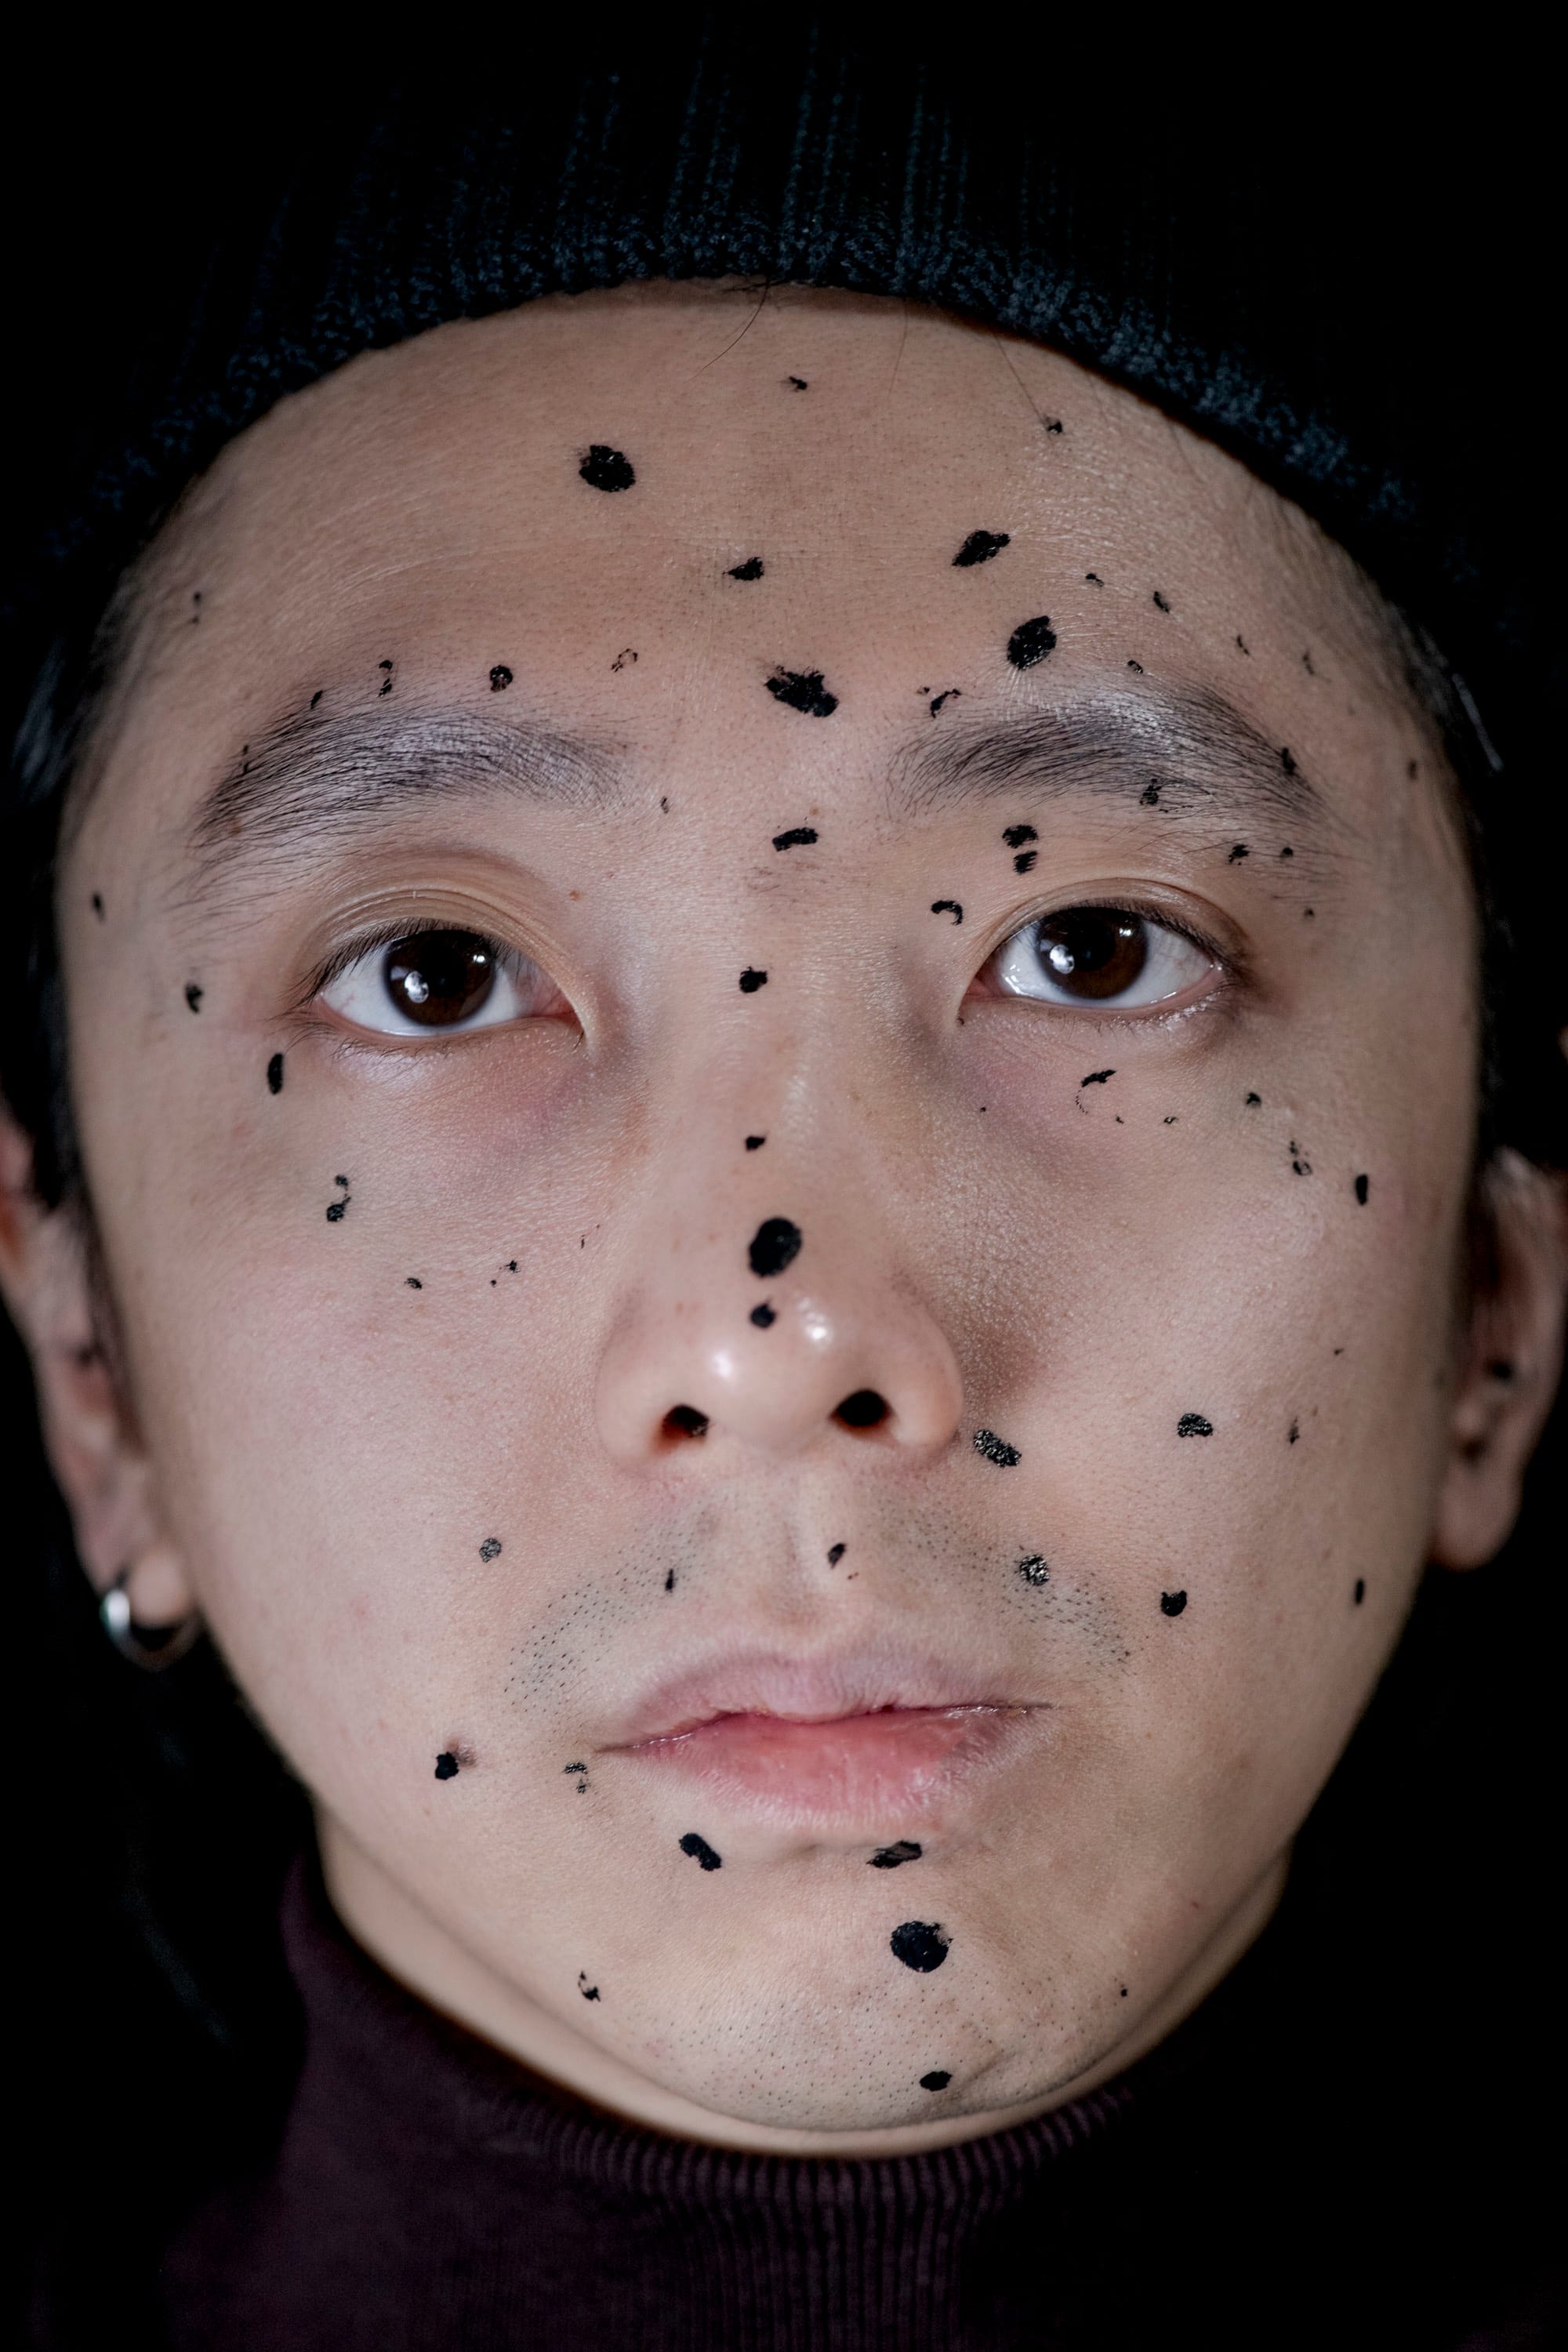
[145,1860,1555,2350]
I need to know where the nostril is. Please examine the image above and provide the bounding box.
[835,1388,891,1431]
[662,1404,710,1443]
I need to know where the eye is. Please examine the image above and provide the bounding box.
[318,927,564,1036]
[989,906,1215,1009]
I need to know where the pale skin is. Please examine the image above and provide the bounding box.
[2,283,1563,2157]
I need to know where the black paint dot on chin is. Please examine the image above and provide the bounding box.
[267,1051,284,1094]
[1160,1590,1189,1617]
[579,444,636,492]
[1006,615,1057,670]
[920,2070,953,2091]
[489,665,514,691]
[434,1752,459,1780]
[739,967,768,993]
[891,1919,949,1972]
[679,1832,723,1871]
[749,1217,803,1277]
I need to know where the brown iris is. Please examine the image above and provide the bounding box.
[383,931,497,1027]
[1032,909,1149,1000]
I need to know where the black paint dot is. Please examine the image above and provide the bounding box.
[920,2070,953,2091]
[478,1537,503,1562]
[1279,845,1294,858]
[406,1276,423,1290]
[1245,1091,1262,1105]
[378,659,394,696]
[325,1177,350,1223]
[739,967,768,993]
[928,688,961,716]
[1017,1555,1049,1587]
[1228,844,1249,862]
[489,665,514,691]
[679,1832,723,1871]
[609,648,637,672]
[745,1134,766,1150]
[772,826,818,851]
[766,668,839,718]
[564,1762,587,1774]
[1236,637,1250,654]
[1288,1419,1299,1443]
[267,1051,284,1094]
[579,444,636,492]
[786,376,808,390]
[1127,659,1145,673]
[664,1568,677,1592]
[184,983,203,1013]
[1006,615,1057,670]
[579,1975,601,2001]
[310,689,324,709]
[1280,747,1297,775]
[953,529,1011,568]
[1152,590,1171,613]
[728,557,765,581]
[869,1841,921,1867]
[1177,1414,1214,1438]
[1140,782,1160,805]
[973,1428,1021,1468]
[434,1753,459,1780]
[1160,1591,1189,1617]
[1013,850,1038,874]
[827,1543,847,1566]
[931,899,964,922]
[1354,1174,1370,1205]
[1002,825,1038,849]
[1080,1068,1116,1088]
[749,1218,803,1278]
[750,1303,777,1328]
[1085,572,1104,586]
[891,1920,949,1973]
[90,892,105,919]
[1353,1579,1367,1606]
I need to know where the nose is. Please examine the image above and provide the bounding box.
[594,1196,964,1468]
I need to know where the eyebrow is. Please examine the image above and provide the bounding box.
[186,705,624,889]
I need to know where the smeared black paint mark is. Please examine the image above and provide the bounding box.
[1002,825,1037,849]
[489,665,513,692]
[378,660,394,697]
[767,668,838,717]
[1080,1068,1115,1087]
[1288,1419,1300,1443]
[827,1543,847,1566]
[869,1841,921,1867]
[1228,844,1249,862]
[1290,1142,1313,1176]
[1177,1414,1214,1438]
[184,984,203,1013]
[920,2071,952,2090]
[1127,659,1145,674]
[928,689,960,716]
[1007,615,1056,670]
[91,892,105,919]
[787,376,808,390]
[931,900,964,922]
[739,967,768,993]
[579,445,636,492]
[1140,782,1160,805]
[1245,1091,1262,1106]
[610,648,637,672]
[660,796,670,813]
[728,557,765,581]
[1354,1174,1370,1205]
[973,1428,1020,1468]
[1085,572,1104,586]
[749,1218,802,1277]
[772,826,818,851]
[267,1052,284,1094]
[478,1537,503,1563]
[953,530,1011,568]
[665,1568,677,1592]
[745,1134,766,1150]
[1152,591,1171,613]
[325,1175,350,1224]
[1280,747,1297,775]
[406,1277,423,1289]
[434,1753,459,1780]
[679,1832,722,1871]
[1014,850,1038,874]
[1018,1555,1049,1587]
[1163,1116,1178,1125]
[891,1921,949,1972]
[579,1974,601,2001]
[564,1762,587,1775]
[750,1303,777,1328]
[1353,1579,1367,1606]
[1160,1591,1188,1617]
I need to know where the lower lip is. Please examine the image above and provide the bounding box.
[617,1706,1032,1825]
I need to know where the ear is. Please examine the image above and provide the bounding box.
[1430,1146,1568,1571]
[0,1108,195,1626]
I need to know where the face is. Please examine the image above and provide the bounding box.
[12,283,1559,2154]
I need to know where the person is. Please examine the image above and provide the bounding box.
[5,48,1564,2350]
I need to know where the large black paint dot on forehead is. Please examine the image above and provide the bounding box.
[579,445,636,492]
[766,669,839,718]
[1006,615,1057,670]
[749,1218,803,1278]
[953,529,1011,568]
[891,1920,949,1973]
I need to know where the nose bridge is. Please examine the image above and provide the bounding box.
[593,1054,964,1467]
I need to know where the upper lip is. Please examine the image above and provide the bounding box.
[604,1642,1042,1749]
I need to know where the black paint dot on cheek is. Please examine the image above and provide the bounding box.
[579,444,636,492]
[972,1428,1021,1468]
[750,1302,777,1328]
[1245,1091,1262,1106]
[478,1537,503,1562]
[749,1218,803,1277]
[953,529,1011,568]
[1236,637,1250,654]
[745,1134,766,1150]
[664,1568,676,1592]
[1013,850,1038,874]
[184,983,203,1013]
[1017,1555,1049,1586]
[931,900,964,923]
[1085,572,1104,586]
[739,967,768,993]
[90,892,105,919]
[920,2070,953,2091]
[434,1753,459,1780]
[679,1832,723,1871]
[1006,615,1057,670]
[1152,590,1171,612]
[489,665,514,691]
[267,1051,284,1094]
[1354,1174,1370,1205]
[406,1276,423,1289]
[869,1840,921,1867]
[728,557,765,581]
[1002,824,1037,849]
[1160,1590,1189,1617]
[826,1543,847,1566]
[772,826,819,851]
[1176,1414,1214,1438]
[890,1920,949,1972]
[1228,843,1249,862]
[1080,1068,1115,1088]
[1279,845,1294,859]
[1353,1579,1367,1606]
[1288,1418,1300,1443]
[579,1974,601,2000]
[766,668,839,718]
[787,376,808,390]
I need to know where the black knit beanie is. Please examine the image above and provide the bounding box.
[4,32,1563,1163]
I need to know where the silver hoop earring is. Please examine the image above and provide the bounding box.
[100,1570,202,1671]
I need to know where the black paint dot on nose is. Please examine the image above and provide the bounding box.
[184,983,203,1012]
[739,967,769,993]
[973,1428,1021,1468]
[664,1405,710,1440]
[891,1920,949,1972]
[766,668,839,718]
[931,899,964,922]
[679,1832,723,1871]
[772,826,818,851]
[827,1543,847,1566]
[869,1841,921,1867]
[1354,1579,1367,1606]
[749,1218,803,1277]
[579,444,636,492]
[1002,824,1037,849]
[953,529,1011,568]
[750,1303,777,1328]
[489,665,513,691]
[1160,1591,1189,1617]
[920,2069,953,2090]
[728,557,765,581]
[1017,1555,1049,1587]
[267,1052,284,1094]
[836,1389,888,1428]
[434,1753,459,1780]
[478,1537,503,1562]
[1176,1414,1214,1438]
[745,1134,766,1150]
[1354,1174,1370,1205]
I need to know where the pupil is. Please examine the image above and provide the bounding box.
[384,932,496,1026]
[1035,910,1148,999]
